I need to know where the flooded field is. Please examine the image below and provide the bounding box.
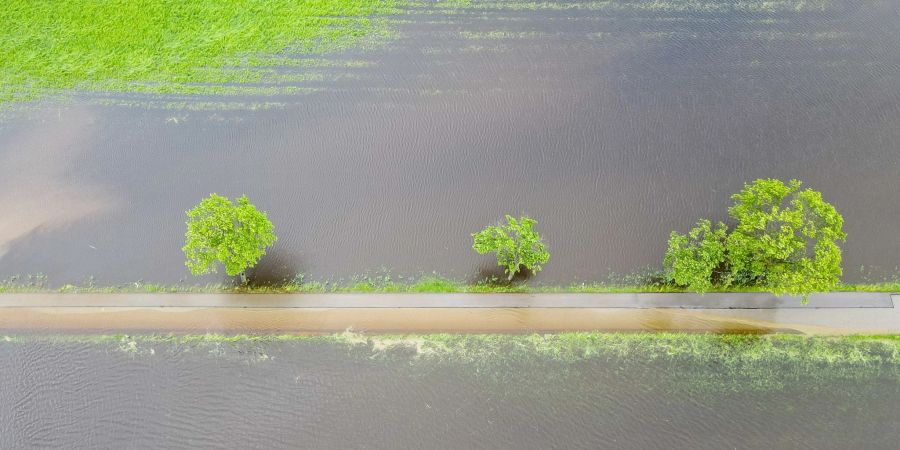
[1,0,900,285]
[1,333,897,448]
[3,3,898,448]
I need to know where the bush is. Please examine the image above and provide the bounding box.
[472,215,550,281]
[664,179,846,300]
[663,219,729,293]
[183,194,276,280]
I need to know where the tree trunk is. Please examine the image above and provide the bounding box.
[507,259,519,281]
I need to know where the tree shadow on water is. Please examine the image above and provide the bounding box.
[243,248,305,288]
[468,263,535,288]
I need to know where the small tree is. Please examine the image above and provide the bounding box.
[663,219,729,293]
[183,194,276,282]
[472,215,550,281]
[664,179,845,301]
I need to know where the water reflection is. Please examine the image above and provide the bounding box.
[0,109,116,259]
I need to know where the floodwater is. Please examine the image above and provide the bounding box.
[2,0,900,285]
[1,336,897,449]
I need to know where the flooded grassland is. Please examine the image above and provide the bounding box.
[1,333,898,448]
[1,0,899,286]
[3,3,899,449]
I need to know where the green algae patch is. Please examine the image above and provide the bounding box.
[0,0,407,105]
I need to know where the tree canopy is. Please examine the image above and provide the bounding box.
[664,179,845,301]
[183,194,276,278]
[473,215,550,281]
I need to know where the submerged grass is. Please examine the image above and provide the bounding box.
[8,332,898,365]
[5,332,897,393]
[0,0,407,105]
[0,0,845,106]
[450,0,832,13]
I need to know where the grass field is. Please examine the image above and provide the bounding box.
[0,0,407,104]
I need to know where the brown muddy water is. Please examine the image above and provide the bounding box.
[1,335,898,449]
[1,0,900,286]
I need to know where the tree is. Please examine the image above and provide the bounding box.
[663,219,729,293]
[725,179,845,298]
[472,215,549,281]
[183,194,276,281]
[664,179,845,301]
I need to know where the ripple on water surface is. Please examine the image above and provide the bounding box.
[0,335,898,448]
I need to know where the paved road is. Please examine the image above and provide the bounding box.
[0,293,896,335]
[0,292,893,308]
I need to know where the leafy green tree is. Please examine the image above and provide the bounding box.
[183,194,276,281]
[725,179,845,298]
[664,179,845,301]
[473,215,550,280]
[663,219,729,293]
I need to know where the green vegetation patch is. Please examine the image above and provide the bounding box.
[0,0,407,105]
[665,179,846,300]
[6,332,898,393]
[10,332,898,368]
[183,194,277,279]
[1,272,898,294]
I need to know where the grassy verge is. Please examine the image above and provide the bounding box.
[0,0,408,105]
[0,273,897,294]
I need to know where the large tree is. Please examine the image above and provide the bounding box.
[665,179,845,301]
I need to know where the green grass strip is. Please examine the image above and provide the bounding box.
[1,272,898,294]
[1,278,898,294]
